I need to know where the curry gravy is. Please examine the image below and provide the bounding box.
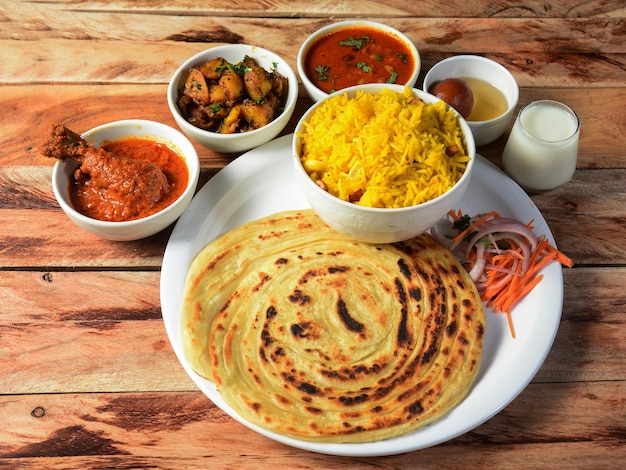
[304,26,415,93]
[69,138,188,222]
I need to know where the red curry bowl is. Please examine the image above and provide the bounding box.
[297,20,421,102]
[51,119,200,241]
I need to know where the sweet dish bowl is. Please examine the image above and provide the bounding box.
[423,55,519,146]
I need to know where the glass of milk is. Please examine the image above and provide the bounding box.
[502,100,580,192]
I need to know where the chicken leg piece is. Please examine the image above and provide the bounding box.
[40,123,171,221]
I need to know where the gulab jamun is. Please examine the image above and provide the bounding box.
[429,78,474,118]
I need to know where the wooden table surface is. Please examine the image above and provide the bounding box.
[1,1,625,468]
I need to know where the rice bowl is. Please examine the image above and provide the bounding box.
[293,84,476,243]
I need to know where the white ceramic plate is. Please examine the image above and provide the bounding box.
[160,134,563,457]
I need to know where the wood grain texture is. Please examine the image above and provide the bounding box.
[1,267,624,395]
[1,85,624,168]
[1,0,625,20]
[1,0,625,467]
[0,383,624,467]
[1,21,624,85]
[0,167,624,267]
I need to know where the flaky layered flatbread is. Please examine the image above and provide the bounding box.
[181,209,485,442]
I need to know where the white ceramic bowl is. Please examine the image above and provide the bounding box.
[51,119,200,241]
[297,20,421,102]
[423,55,519,146]
[293,84,476,244]
[167,44,298,153]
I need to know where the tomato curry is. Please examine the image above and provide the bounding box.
[69,138,188,222]
[304,26,415,93]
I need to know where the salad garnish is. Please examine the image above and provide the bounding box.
[432,210,574,338]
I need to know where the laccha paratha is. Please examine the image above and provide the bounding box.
[181,209,485,443]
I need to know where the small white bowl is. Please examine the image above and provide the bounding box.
[293,84,475,244]
[297,20,421,102]
[423,55,519,146]
[168,44,298,153]
[51,119,200,241]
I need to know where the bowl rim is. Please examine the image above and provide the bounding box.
[51,119,200,228]
[423,54,519,126]
[296,20,421,101]
[293,83,476,213]
[167,44,299,141]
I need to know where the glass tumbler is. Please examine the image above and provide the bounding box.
[502,100,580,192]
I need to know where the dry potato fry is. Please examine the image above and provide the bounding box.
[183,69,210,104]
[177,56,289,134]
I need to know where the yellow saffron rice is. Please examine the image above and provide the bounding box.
[298,87,470,208]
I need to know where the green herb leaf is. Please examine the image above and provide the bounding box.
[481,236,492,249]
[386,70,398,83]
[452,214,471,232]
[339,36,370,50]
[357,62,371,72]
[314,65,330,81]
[229,62,251,76]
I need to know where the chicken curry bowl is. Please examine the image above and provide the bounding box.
[45,120,200,241]
[177,55,289,134]
[42,124,187,222]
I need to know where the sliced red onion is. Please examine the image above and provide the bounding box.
[468,242,487,281]
[464,221,539,260]
[430,218,456,249]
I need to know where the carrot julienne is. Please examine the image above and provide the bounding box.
[435,209,574,338]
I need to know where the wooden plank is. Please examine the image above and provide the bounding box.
[0,84,307,167]
[2,12,625,86]
[1,164,625,267]
[1,442,625,470]
[3,16,622,54]
[1,318,195,394]
[1,319,195,394]
[1,268,624,394]
[0,271,163,324]
[536,267,626,383]
[2,0,625,22]
[1,85,624,169]
[532,170,626,265]
[0,271,195,394]
[0,209,170,268]
[3,38,624,89]
[0,382,624,466]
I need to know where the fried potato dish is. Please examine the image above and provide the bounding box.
[177,55,289,134]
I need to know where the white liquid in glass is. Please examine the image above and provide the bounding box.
[503,100,579,192]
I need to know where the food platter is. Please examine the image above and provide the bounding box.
[160,134,564,456]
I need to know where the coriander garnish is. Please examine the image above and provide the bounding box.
[339,35,370,50]
[386,70,398,83]
[314,65,330,81]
